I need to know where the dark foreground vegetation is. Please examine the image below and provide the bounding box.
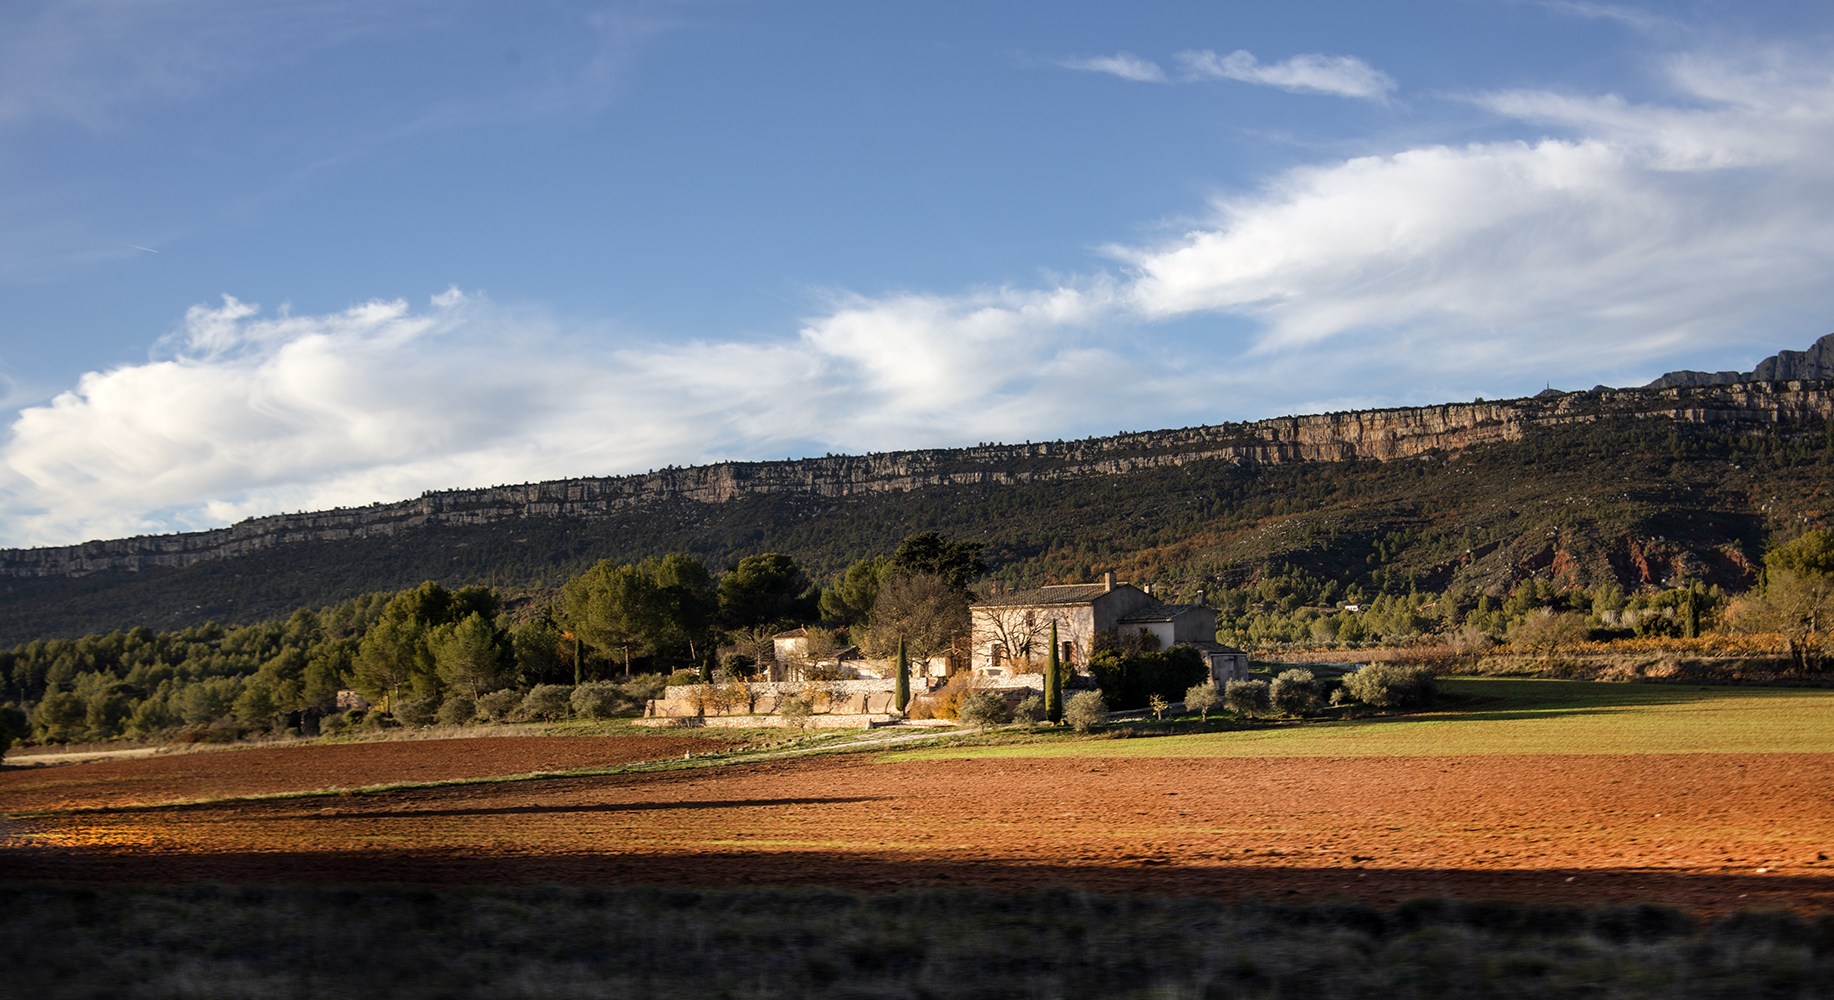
[2,884,1828,999]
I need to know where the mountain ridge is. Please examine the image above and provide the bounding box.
[8,377,1834,581]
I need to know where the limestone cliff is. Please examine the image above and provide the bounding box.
[6,379,1833,580]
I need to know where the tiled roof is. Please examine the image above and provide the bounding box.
[772,627,808,639]
[972,583,1114,608]
[1118,603,1209,623]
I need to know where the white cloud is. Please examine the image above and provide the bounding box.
[1178,49,1397,99]
[0,283,1203,546]
[1058,52,1168,84]
[1112,48,1834,380]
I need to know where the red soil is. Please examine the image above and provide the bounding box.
[0,735,729,812]
[4,740,1832,916]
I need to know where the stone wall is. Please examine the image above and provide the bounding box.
[645,676,1049,718]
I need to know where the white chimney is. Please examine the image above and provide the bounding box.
[1101,571,1116,592]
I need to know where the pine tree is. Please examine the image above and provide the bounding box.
[1045,620,1063,724]
[894,636,910,713]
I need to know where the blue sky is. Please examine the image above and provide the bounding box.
[5,0,1834,546]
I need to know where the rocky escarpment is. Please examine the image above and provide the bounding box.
[1646,333,1834,388]
[6,379,1833,580]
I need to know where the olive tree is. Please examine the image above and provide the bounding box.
[1184,682,1221,722]
[1064,691,1108,734]
[1224,679,1270,719]
[1270,668,1320,717]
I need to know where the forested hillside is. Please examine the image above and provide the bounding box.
[4,402,1832,645]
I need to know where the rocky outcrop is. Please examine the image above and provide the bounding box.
[7,379,1834,579]
[1646,333,1834,388]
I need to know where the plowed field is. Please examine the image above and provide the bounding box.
[0,735,728,812]
[4,735,1832,916]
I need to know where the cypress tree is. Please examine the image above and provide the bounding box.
[699,656,712,684]
[1045,620,1063,724]
[894,636,910,713]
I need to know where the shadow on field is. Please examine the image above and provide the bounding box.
[243,796,892,821]
[4,846,1828,917]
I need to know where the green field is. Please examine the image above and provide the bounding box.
[885,679,1834,761]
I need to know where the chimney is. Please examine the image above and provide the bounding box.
[1195,590,1206,607]
[1101,571,1115,592]
[990,579,1004,596]
[1143,583,1154,597]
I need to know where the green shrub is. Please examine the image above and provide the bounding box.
[1065,691,1108,733]
[394,695,438,727]
[521,684,574,721]
[1011,694,1046,726]
[665,669,700,688]
[1224,679,1270,718]
[720,653,755,677]
[323,708,366,735]
[359,709,397,731]
[620,674,668,704]
[956,691,1007,727]
[437,695,476,726]
[1085,646,1208,710]
[1270,669,1320,717]
[570,681,624,720]
[1341,662,1437,708]
[476,689,522,722]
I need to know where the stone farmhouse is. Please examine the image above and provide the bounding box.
[969,572,1249,688]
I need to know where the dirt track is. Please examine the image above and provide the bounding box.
[3,737,1832,914]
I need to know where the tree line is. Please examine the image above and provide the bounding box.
[1,532,986,745]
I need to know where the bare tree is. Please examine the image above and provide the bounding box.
[784,626,845,680]
[861,573,970,663]
[1728,531,1834,669]
[971,604,1069,673]
[1509,609,1589,659]
[731,624,782,679]
[1448,623,1493,669]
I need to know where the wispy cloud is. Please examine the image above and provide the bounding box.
[0,0,665,136]
[1058,52,1169,84]
[1539,1,1676,34]
[1178,49,1398,99]
[0,0,403,132]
